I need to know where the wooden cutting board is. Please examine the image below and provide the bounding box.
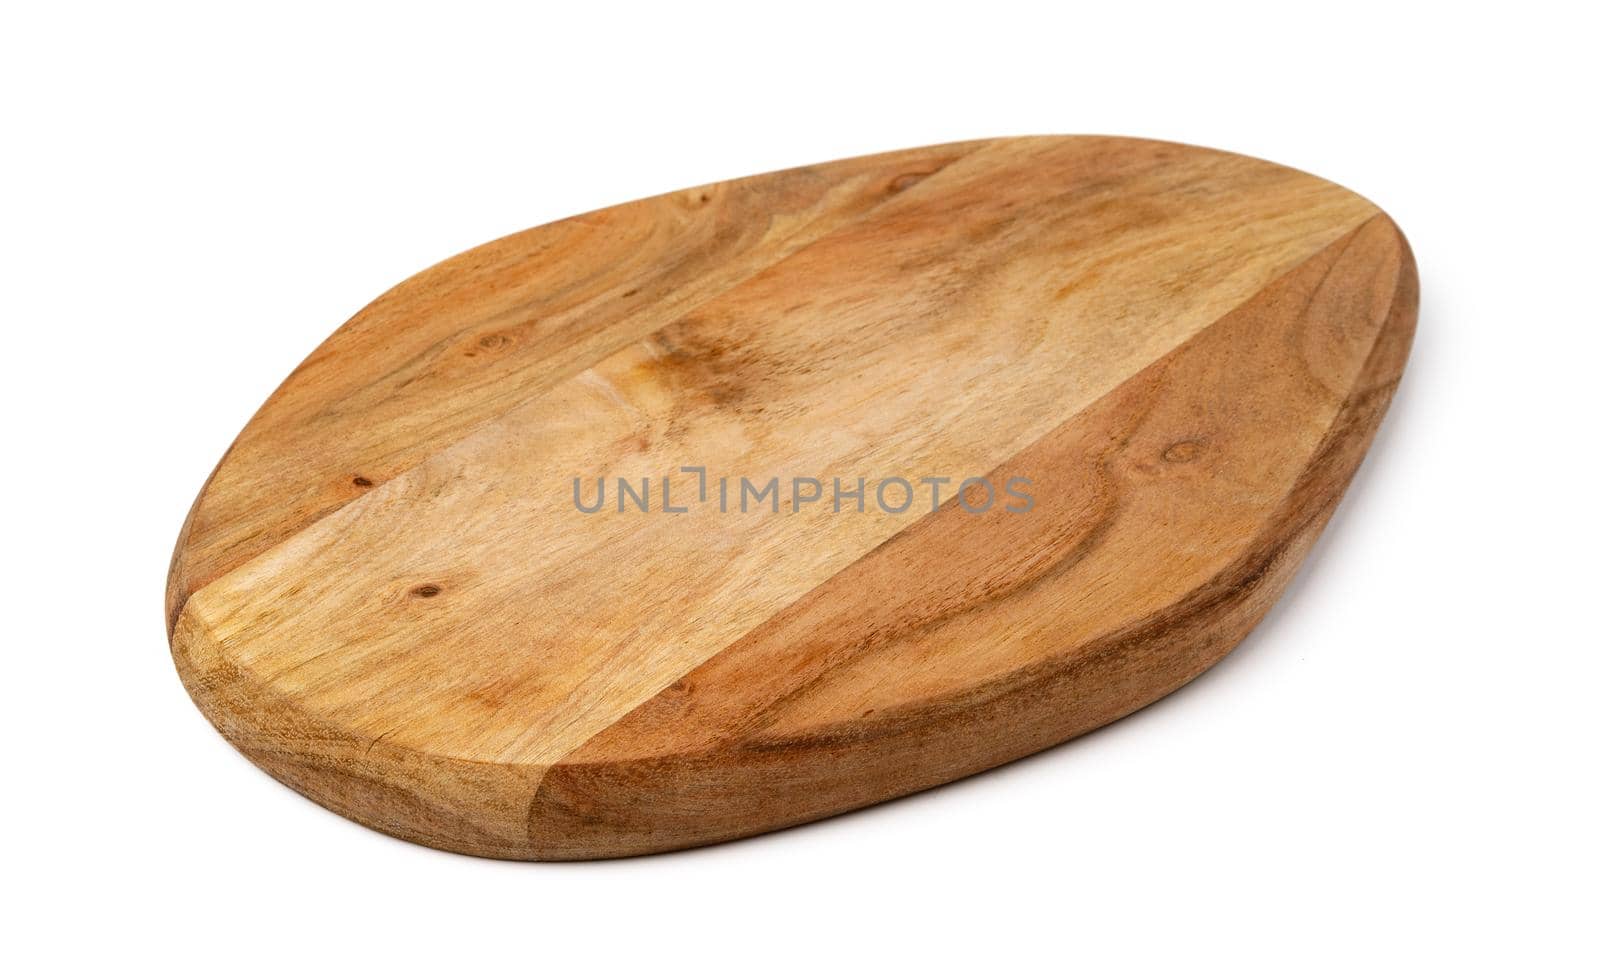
[168,136,1417,859]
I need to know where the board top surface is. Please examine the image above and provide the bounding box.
[168,135,1417,859]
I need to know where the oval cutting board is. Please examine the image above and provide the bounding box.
[168,136,1417,859]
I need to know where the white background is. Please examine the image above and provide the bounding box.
[4,2,1595,976]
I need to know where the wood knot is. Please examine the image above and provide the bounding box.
[1162,439,1206,463]
[410,584,442,598]
[889,171,933,193]
[351,475,374,487]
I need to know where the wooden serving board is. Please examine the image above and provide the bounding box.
[168,136,1417,859]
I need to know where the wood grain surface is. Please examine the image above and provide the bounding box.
[167,136,1417,859]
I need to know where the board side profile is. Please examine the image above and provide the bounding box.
[168,136,1417,859]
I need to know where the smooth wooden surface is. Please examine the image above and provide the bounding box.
[168,136,1417,859]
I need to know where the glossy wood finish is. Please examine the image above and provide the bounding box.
[168,136,1417,858]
